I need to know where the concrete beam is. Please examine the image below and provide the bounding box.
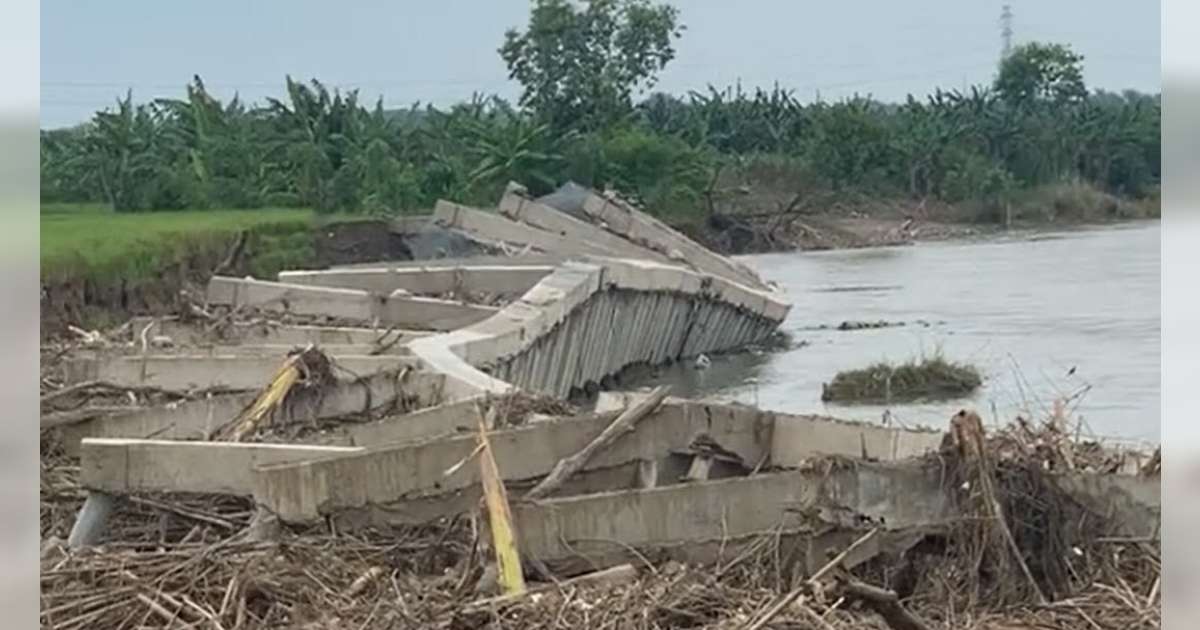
[309,398,482,448]
[432,200,615,259]
[580,192,767,290]
[498,192,668,263]
[207,276,498,331]
[335,254,566,270]
[134,318,427,347]
[771,414,943,465]
[254,400,773,522]
[278,265,554,298]
[63,354,422,390]
[81,439,365,496]
[59,369,448,454]
[512,461,951,567]
[207,276,383,321]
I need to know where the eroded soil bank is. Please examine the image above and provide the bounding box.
[41,220,412,336]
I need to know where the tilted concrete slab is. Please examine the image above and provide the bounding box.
[254,399,774,522]
[81,439,365,496]
[278,265,554,298]
[59,368,448,455]
[432,200,616,259]
[497,191,669,263]
[579,191,767,290]
[405,255,790,401]
[511,460,952,568]
[63,354,422,390]
[207,276,499,331]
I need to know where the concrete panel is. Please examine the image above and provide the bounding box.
[334,254,566,270]
[279,265,553,298]
[207,276,497,331]
[207,276,381,321]
[433,200,614,258]
[81,438,364,495]
[134,318,423,347]
[1053,472,1161,539]
[64,355,422,390]
[59,369,448,454]
[579,192,766,290]
[770,414,943,465]
[255,400,772,522]
[498,192,667,263]
[512,461,951,565]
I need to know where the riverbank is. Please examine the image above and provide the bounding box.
[40,204,411,333]
[673,182,1160,255]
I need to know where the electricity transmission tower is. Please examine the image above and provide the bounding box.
[1000,4,1014,61]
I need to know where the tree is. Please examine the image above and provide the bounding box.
[994,42,1087,106]
[499,0,683,132]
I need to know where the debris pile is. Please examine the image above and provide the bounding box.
[39,407,1159,629]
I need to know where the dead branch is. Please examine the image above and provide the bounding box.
[524,386,669,501]
[836,574,931,630]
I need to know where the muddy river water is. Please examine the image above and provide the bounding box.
[638,221,1161,444]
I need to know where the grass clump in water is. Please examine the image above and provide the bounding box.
[821,356,982,404]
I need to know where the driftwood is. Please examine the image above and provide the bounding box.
[836,574,931,630]
[744,528,879,630]
[524,386,669,500]
[951,410,1047,604]
[463,564,637,613]
[40,406,134,429]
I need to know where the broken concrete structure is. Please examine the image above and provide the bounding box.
[59,183,1158,570]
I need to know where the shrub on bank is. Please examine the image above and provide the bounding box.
[821,356,982,404]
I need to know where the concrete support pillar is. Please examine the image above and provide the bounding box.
[68,491,116,549]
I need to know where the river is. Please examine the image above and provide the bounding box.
[637,221,1161,444]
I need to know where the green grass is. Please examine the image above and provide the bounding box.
[821,356,983,404]
[41,203,324,283]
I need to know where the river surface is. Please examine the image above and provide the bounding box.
[638,221,1160,443]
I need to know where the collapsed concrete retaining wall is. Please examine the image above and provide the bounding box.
[406,257,789,399]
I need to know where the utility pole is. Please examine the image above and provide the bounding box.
[1000,4,1014,61]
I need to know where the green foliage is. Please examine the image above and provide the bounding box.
[500,0,682,132]
[995,43,1087,106]
[40,19,1158,226]
[821,356,983,404]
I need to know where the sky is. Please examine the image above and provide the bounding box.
[39,0,1160,129]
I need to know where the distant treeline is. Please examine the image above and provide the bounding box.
[39,1,1159,219]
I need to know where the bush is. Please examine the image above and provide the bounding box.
[821,356,982,404]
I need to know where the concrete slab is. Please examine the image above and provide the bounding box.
[279,265,554,297]
[207,276,381,321]
[770,414,943,465]
[133,318,424,347]
[432,200,615,258]
[207,276,498,331]
[512,460,951,567]
[254,400,773,522]
[579,192,767,290]
[1053,472,1161,539]
[64,354,422,390]
[498,192,667,263]
[81,439,364,496]
[59,369,448,454]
